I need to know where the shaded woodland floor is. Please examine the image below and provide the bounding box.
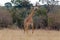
[0,29,60,40]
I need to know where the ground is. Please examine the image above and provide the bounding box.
[0,29,60,40]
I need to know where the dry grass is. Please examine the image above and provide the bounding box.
[0,29,60,40]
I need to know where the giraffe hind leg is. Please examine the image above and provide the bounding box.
[24,24,29,33]
[31,23,34,33]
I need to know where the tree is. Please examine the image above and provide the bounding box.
[11,0,22,5]
[11,0,33,9]
[5,2,12,9]
[6,0,32,28]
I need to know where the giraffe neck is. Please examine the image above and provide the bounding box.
[28,9,35,17]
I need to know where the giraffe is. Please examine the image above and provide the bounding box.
[24,1,40,33]
[24,7,35,33]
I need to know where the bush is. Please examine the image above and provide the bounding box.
[0,8,13,29]
[50,22,60,31]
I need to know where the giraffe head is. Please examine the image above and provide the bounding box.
[33,6,39,11]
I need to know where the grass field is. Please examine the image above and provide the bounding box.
[0,29,60,40]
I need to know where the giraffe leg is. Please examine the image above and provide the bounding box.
[26,24,29,33]
[24,24,26,33]
[32,23,34,33]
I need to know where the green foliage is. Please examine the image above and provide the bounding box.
[5,2,12,9]
[11,0,33,9]
[40,7,47,16]
[11,0,22,5]
[10,7,30,27]
[36,7,47,16]
[36,6,48,27]
[48,17,54,26]
[11,0,30,6]
[4,0,32,27]
[36,8,41,16]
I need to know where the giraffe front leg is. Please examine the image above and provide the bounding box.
[24,24,29,33]
[32,23,34,33]
[26,24,29,33]
[24,25,25,33]
[24,24,26,33]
